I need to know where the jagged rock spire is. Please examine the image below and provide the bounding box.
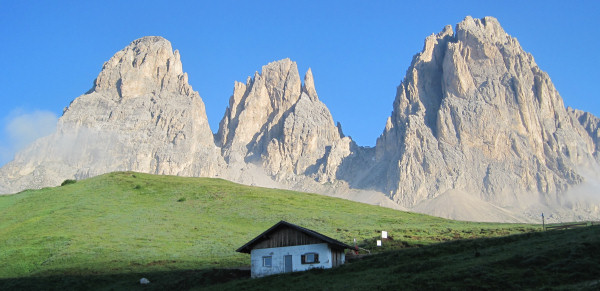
[302,68,318,101]
[217,59,350,180]
[216,58,302,161]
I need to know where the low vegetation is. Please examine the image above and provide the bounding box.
[208,225,600,290]
[60,179,77,186]
[0,171,564,289]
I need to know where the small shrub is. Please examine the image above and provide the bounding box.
[61,179,77,186]
[134,184,142,190]
[177,197,186,202]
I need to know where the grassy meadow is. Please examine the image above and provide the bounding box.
[0,171,559,289]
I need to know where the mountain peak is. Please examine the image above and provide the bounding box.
[374,15,595,212]
[455,16,509,45]
[216,58,301,161]
[131,35,170,45]
[93,36,188,99]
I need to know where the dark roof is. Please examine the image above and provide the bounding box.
[236,220,353,253]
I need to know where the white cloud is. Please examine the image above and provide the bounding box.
[0,110,58,166]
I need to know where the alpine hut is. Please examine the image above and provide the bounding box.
[236,220,353,278]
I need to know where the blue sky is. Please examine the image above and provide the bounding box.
[1,1,599,166]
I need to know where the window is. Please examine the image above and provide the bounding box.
[262,256,272,267]
[301,253,319,264]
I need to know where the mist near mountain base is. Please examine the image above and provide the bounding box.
[0,110,58,166]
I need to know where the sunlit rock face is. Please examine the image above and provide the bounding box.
[216,59,351,183]
[374,16,597,209]
[0,36,225,193]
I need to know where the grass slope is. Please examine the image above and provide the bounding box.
[1,172,538,289]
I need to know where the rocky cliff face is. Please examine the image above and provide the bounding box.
[216,59,351,183]
[568,108,600,160]
[0,36,225,193]
[374,16,598,209]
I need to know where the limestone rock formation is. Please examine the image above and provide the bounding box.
[568,107,600,161]
[216,59,351,183]
[2,19,600,223]
[0,36,225,193]
[374,16,598,210]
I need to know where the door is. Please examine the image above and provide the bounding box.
[284,255,292,273]
[332,251,339,267]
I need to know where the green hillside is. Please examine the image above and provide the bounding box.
[0,172,539,289]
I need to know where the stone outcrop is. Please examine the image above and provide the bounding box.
[0,36,225,193]
[374,16,598,209]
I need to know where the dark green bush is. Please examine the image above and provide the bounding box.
[61,179,77,186]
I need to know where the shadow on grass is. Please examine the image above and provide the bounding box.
[4,226,600,290]
[0,268,250,291]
